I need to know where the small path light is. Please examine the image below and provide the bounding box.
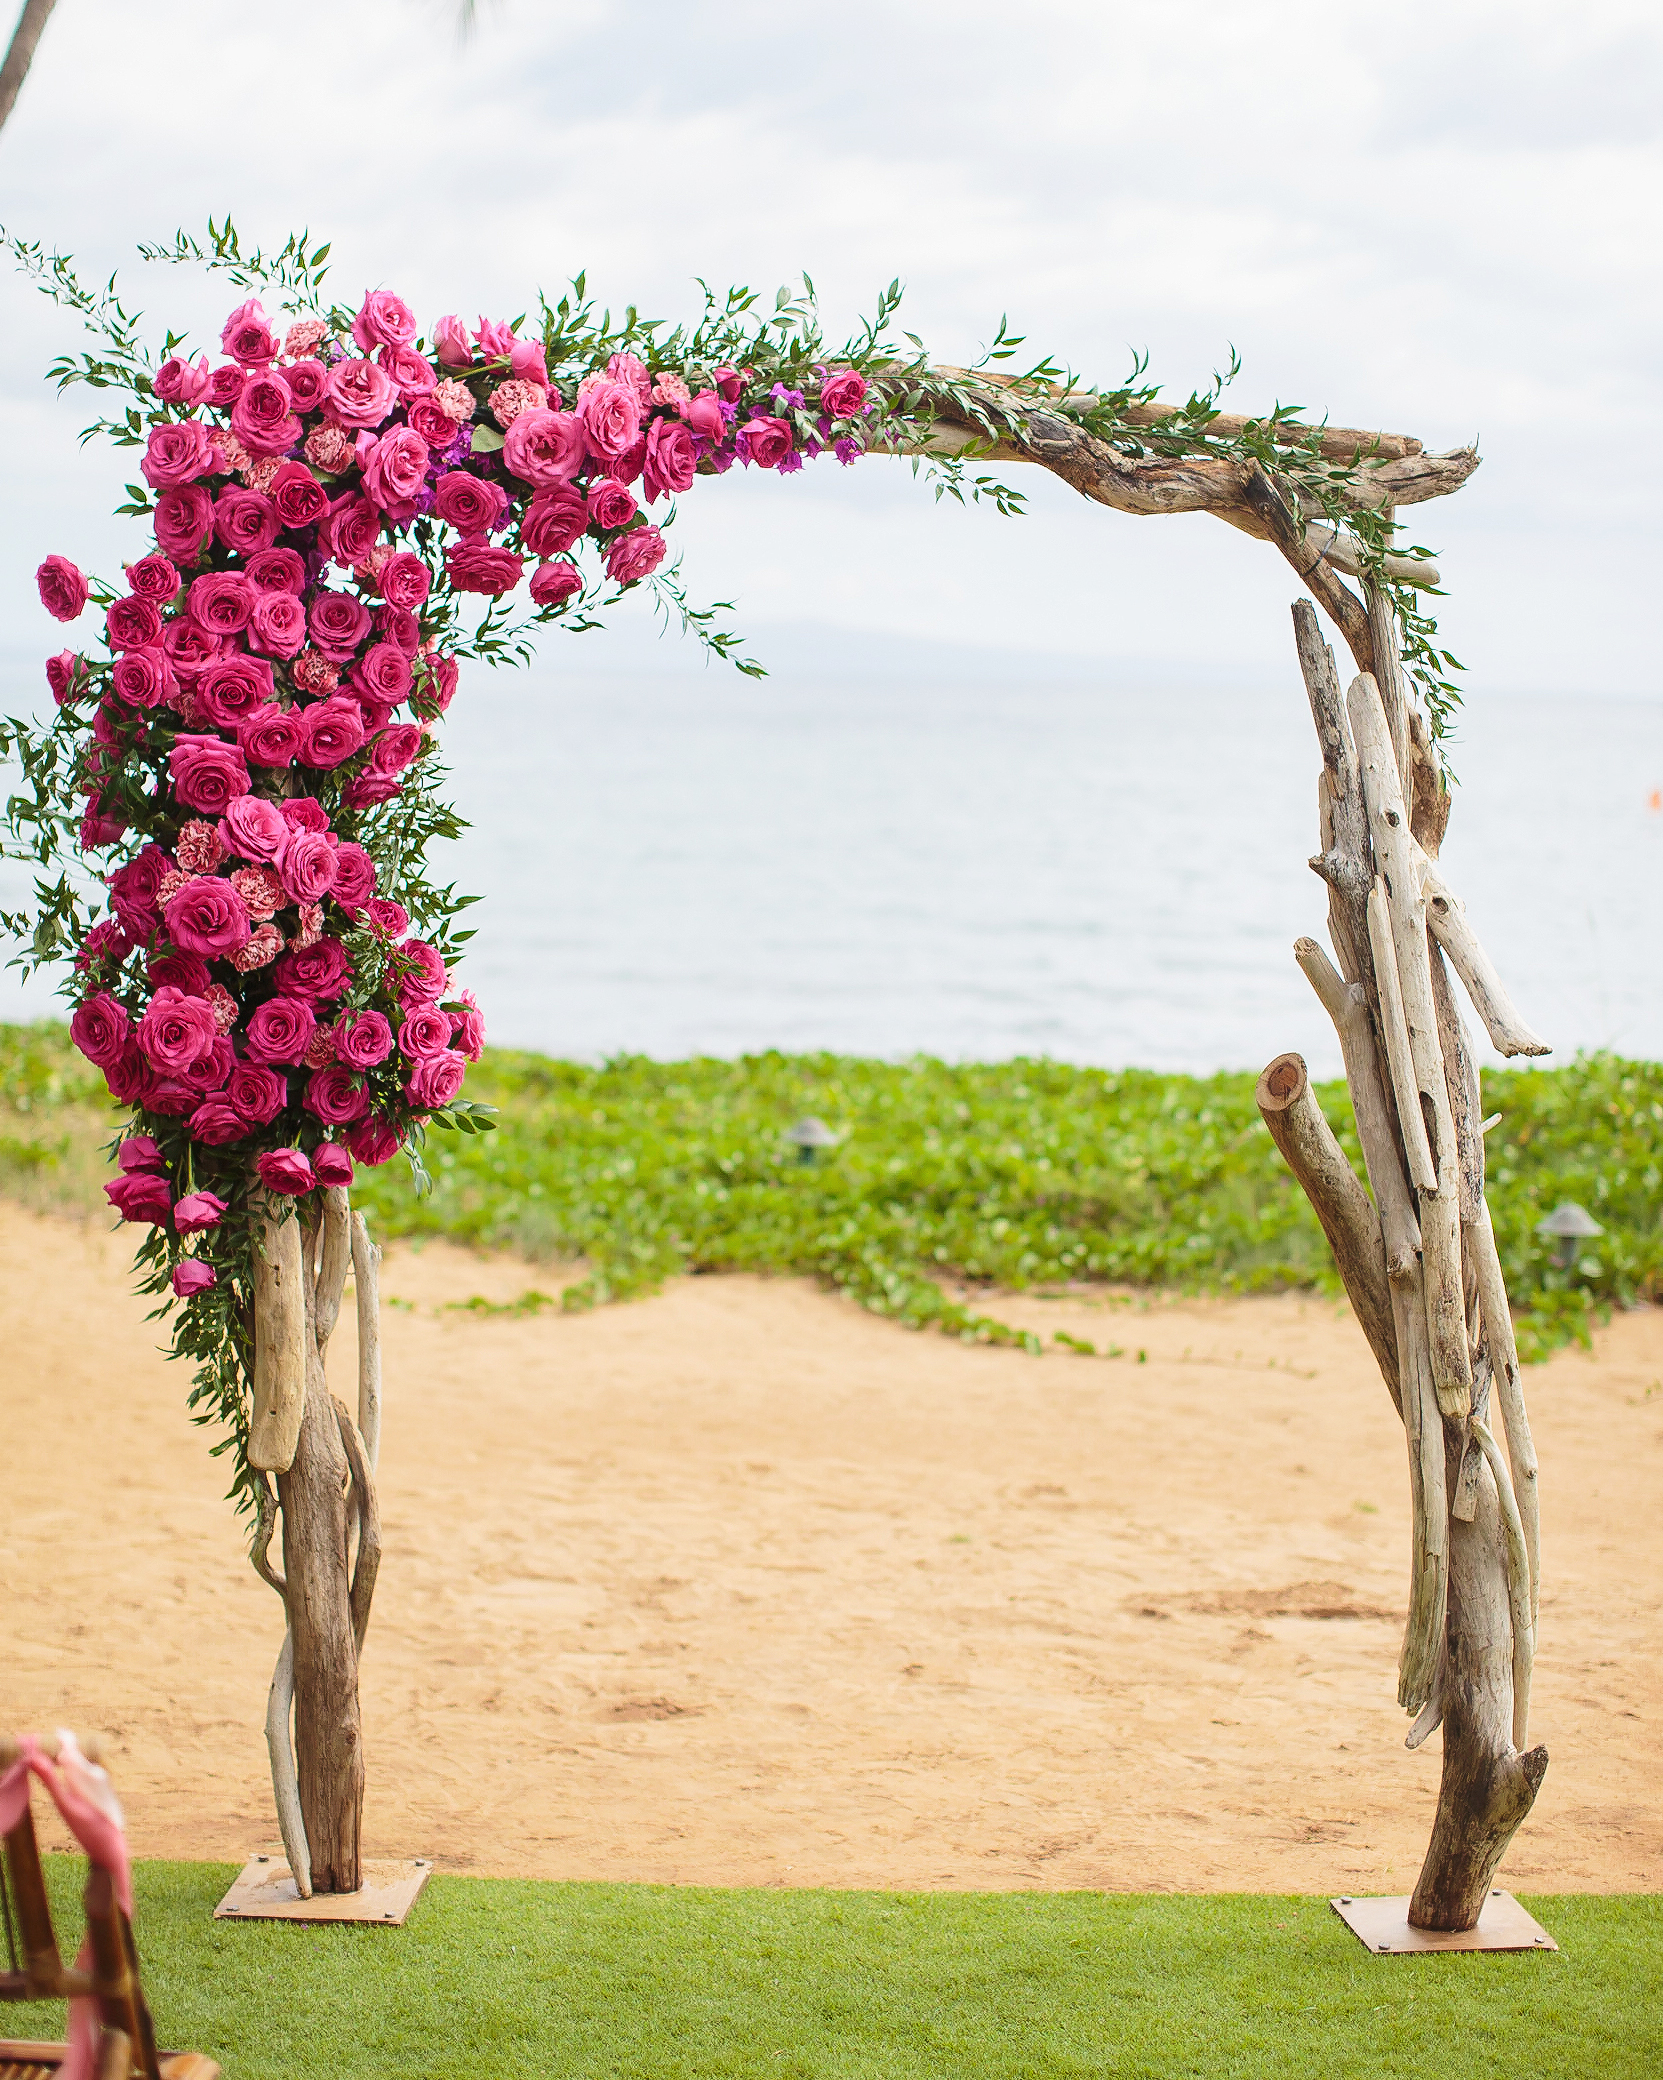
[1536,1201,1604,1270]
[787,1117,837,1165]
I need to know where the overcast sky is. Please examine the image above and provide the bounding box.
[0,0,1657,704]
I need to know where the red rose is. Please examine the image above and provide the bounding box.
[258,1147,317,1195]
[163,617,223,685]
[187,570,255,634]
[283,359,329,413]
[108,845,172,938]
[820,369,868,418]
[586,477,638,532]
[249,591,307,660]
[247,547,307,595]
[274,936,353,1003]
[405,395,455,445]
[188,1096,247,1145]
[305,1062,369,1125]
[70,990,130,1068]
[124,554,181,603]
[740,416,794,469]
[105,595,162,651]
[153,486,215,562]
[47,651,87,704]
[445,537,523,597]
[227,1061,287,1125]
[111,647,175,710]
[378,551,431,611]
[197,654,275,730]
[148,950,210,994]
[169,734,251,814]
[37,555,89,622]
[331,844,378,911]
[643,415,698,502]
[140,421,218,492]
[530,559,582,607]
[163,877,254,959]
[106,1171,173,1223]
[173,1189,228,1234]
[521,486,587,557]
[370,722,423,777]
[374,602,421,655]
[239,703,305,769]
[299,696,367,769]
[268,461,329,531]
[352,643,413,706]
[245,996,317,1065]
[346,1118,400,1166]
[312,1142,356,1187]
[309,590,373,660]
[334,1008,392,1068]
[214,488,279,556]
[206,363,245,409]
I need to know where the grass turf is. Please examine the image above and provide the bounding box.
[6,1861,1658,2079]
[5,1022,1660,1362]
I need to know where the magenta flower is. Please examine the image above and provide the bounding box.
[172,1259,218,1297]
[105,1171,172,1224]
[257,1148,316,1196]
[173,1190,228,1235]
[36,555,89,623]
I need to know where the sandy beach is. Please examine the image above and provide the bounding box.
[3,1197,1658,1894]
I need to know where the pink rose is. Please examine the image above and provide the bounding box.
[446,538,523,597]
[379,552,431,610]
[186,1096,245,1145]
[282,360,329,414]
[452,990,486,1061]
[604,526,667,586]
[511,338,550,387]
[221,297,280,366]
[521,486,587,557]
[239,703,305,768]
[221,793,288,862]
[227,1060,287,1125]
[118,1134,164,1172]
[173,1260,218,1297]
[395,937,447,1005]
[530,559,582,607]
[231,372,300,457]
[325,357,398,429]
[432,314,473,367]
[249,591,307,660]
[341,773,403,809]
[169,735,251,815]
[713,366,744,403]
[642,415,698,502]
[214,488,279,557]
[106,1171,172,1224]
[346,1118,400,1166]
[414,651,458,716]
[109,845,172,937]
[268,461,329,530]
[331,843,377,911]
[206,363,245,409]
[378,343,437,399]
[502,407,587,487]
[125,553,182,603]
[312,1142,355,1188]
[586,477,638,531]
[173,1189,228,1234]
[149,949,209,995]
[433,471,509,533]
[181,1030,234,1093]
[324,497,382,570]
[352,643,413,707]
[476,317,517,359]
[299,696,367,769]
[163,877,254,959]
[352,290,418,353]
[740,416,794,469]
[282,796,329,834]
[162,617,222,685]
[140,421,218,492]
[366,897,408,937]
[37,555,89,622]
[307,589,372,661]
[278,827,340,904]
[334,1008,393,1068]
[110,648,175,710]
[305,1063,369,1125]
[153,354,211,405]
[247,546,307,595]
[136,985,219,1072]
[245,996,317,1064]
[406,1049,467,1110]
[820,369,868,418]
[106,597,161,653]
[197,654,274,729]
[188,570,255,634]
[361,425,430,513]
[681,390,725,440]
[70,991,130,1069]
[398,1005,453,1059]
[405,394,455,445]
[76,918,131,970]
[153,486,215,562]
[257,1148,317,1195]
[274,936,353,1003]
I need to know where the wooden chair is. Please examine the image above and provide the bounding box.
[0,1734,217,2080]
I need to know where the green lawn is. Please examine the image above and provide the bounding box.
[5,1023,1659,1363]
[7,1860,1657,2079]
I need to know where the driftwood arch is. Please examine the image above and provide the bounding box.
[218,357,1545,1933]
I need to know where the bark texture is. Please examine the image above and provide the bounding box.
[0,0,59,134]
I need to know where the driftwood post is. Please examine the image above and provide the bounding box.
[248,1186,383,1898]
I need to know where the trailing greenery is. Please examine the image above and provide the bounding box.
[8,1859,1660,2079]
[5,1024,1658,1370]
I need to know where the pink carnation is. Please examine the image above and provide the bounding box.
[232,922,284,972]
[175,820,228,874]
[489,379,547,429]
[205,981,238,1031]
[283,317,328,358]
[305,425,356,474]
[434,379,475,422]
[230,864,285,919]
[291,649,341,695]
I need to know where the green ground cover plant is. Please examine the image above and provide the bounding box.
[7,1860,1659,2080]
[3,1022,1658,1363]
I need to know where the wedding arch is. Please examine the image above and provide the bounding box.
[2,224,1546,1934]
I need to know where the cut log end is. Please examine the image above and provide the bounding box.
[1255,1052,1307,1111]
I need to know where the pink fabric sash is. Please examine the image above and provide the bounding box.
[0,1732,134,2080]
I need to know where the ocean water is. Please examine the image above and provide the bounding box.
[4,657,1660,1077]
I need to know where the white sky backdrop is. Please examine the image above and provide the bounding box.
[0,0,1657,701]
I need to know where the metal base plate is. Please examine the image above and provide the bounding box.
[1331,1890,1557,1954]
[215,1855,432,1925]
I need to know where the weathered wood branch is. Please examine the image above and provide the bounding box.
[1367,879,1437,1191]
[350,1212,383,1472]
[1469,1202,1540,1623]
[1429,943,1487,1228]
[1419,855,1551,1058]
[1364,580,1414,804]
[249,1206,306,1473]
[0,0,59,135]
[249,1475,287,1601]
[1394,1272,1448,1714]
[334,1398,381,1659]
[1471,1417,1535,1750]
[1302,522,1438,590]
[1291,603,1375,992]
[263,1629,310,1900]
[1255,1052,1399,1401]
[313,1186,352,1350]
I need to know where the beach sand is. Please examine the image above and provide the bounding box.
[4,1198,1659,1894]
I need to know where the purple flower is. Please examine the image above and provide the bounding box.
[834,438,861,466]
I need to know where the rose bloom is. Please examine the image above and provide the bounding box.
[378,342,437,398]
[820,368,869,418]
[164,877,253,959]
[173,1260,218,1297]
[324,357,397,428]
[103,1045,149,1105]
[375,601,421,654]
[643,416,698,502]
[222,296,280,365]
[181,1030,234,1093]
[136,985,219,1072]
[274,935,353,1003]
[342,771,402,809]
[188,570,255,634]
[521,485,587,557]
[331,843,377,910]
[347,1118,401,1166]
[267,460,329,531]
[313,1141,355,1188]
[239,703,305,769]
[153,353,212,405]
[258,1147,317,1195]
[371,722,423,777]
[140,421,218,492]
[367,896,409,937]
[353,642,413,706]
[529,559,582,608]
[173,1188,228,1234]
[227,1060,287,1125]
[232,922,283,972]
[230,863,284,919]
[741,415,794,469]
[324,497,382,570]
[305,1062,369,1125]
[282,796,329,833]
[300,696,366,769]
[406,1049,468,1110]
[169,735,251,815]
[377,550,431,611]
[106,1171,173,1224]
[69,990,130,1068]
[680,391,724,441]
[247,546,307,595]
[604,525,668,586]
[352,290,417,352]
[396,936,447,1005]
[334,1008,394,1068]
[162,615,222,686]
[282,358,329,413]
[152,485,215,562]
[205,363,245,409]
[149,948,210,994]
[231,372,300,457]
[36,555,89,622]
[304,424,355,474]
[309,590,372,659]
[118,1134,164,1172]
[452,989,487,1061]
[176,819,227,874]
[511,337,550,388]
[362,426,430,514]
[244,996,317,1065]
[214,488,279,557]
[188,1095,247,1145]
[398,1005,453,1059]
[432,471,508,533]
[221,793,288,862]
[75,918,130,970]
[586,477,638,532]
[108,844,172,937]
[502,406,586,487]
[249,591,307,660]
[124,554,181,604]
[197,654,274,729]
[278,827,339,904]
[404,394,455,446]
[432,314,473,366]
[414,651,459,716]
[446,537,523,597]
[575,380,642,462]
[110,647,175,710]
